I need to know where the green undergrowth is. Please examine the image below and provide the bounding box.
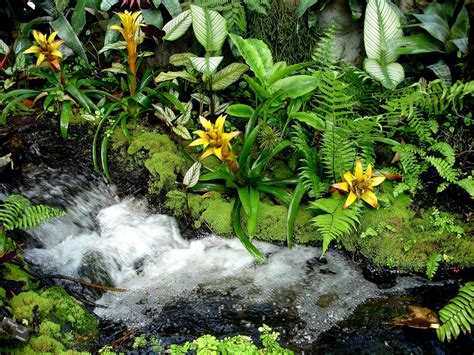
[128,132,187,195]
[167,191,319,244]
[0,263,98,353]
[341,182,473,273]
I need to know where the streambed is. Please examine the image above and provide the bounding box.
[1,166,472,353]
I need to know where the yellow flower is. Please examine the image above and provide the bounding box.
[23,31,63,71]
[332,160,386,208]
[189,115,240,161]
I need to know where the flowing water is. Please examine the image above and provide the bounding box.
[2,167,470,351]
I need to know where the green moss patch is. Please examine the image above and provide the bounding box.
[341,183,474,272]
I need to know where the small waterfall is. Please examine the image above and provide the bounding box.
[1,168,429,345]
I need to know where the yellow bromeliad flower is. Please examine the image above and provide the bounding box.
[110,10,144,83]
[23,31,63,71]
[332,160,386,209]
[189,115,240,161]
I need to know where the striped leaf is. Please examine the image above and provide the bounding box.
[51,14,88,61]
[190,56,223,76]
[183,162,201,188]
[163,10,192,41]
[269,75,320,99]
[230,34,269,86]
[190,5,227,52]
[364,58,404,90]
[211,63,248,91]
[155,70,198,83]
[364,0,402,63]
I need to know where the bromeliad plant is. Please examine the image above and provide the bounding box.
[0,31,104,139]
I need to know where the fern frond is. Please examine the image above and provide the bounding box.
[456,178,474,198]
[291,125,326,198]
[426,252,442,280]
[436,282,474,342]
[310,197,361,257]
[426,157,458,183]
[311,24,337,72]
[0,195,66,231]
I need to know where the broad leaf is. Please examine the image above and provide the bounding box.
[412,13,449,43]
[183,161,201,188]
[391,34,443,55]
[269,75,319,99]
[427,60,451,85]
[155,70,198,83]
[100,0,119,11]
[0,40,8,55]
[190,5,227,52]
[230,34,268,86]
[364,58,404,90]
[98,41,127,54]
[169,52,197,67]
[232,200,265,261]
[226,104,254,118]
[364,0,403,63]
[211,63,248,91]
[247,187,259,237]
[60,101,73,140]
[51,14,88,61]
[142,9,163,28]
[72,0,87,34]
[190,56,223,76]
[162,0,182,17]
[296,0,318,17]
[291,112,325,131]
[163,10,192,41]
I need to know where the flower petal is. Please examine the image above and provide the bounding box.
[214,146,223,160]
[343,172,355,187]
[23,46,41,54]
[48,32,58,42]
[355,160,363,181]
[189,138,209,147]
[366,164,372,178]
[369,176,386,187]
[215,115,226,135]
[361,190,378,208]
[36,53,45,66]
[332,182,349,192]
[200,148,215,160]
[50,49,63,58]
[199,116,212,130]
[343,191,358,208]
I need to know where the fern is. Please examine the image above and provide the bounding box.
[426,252,442,280]
[310,197,361,257]
[291,125,327,198]
[0,195,66,231]
[436,282,474,342]
[316,71,356,181]
[456,178,474,198]
[311,24,337,72]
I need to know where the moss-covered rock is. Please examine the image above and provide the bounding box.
[21,335,65,354]
[341,183,474,272]
[1,263,37,291]
[128,132,188,194]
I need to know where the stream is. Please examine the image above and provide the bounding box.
[1,166,472,353]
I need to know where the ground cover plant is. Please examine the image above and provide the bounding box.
[0,0,472,352]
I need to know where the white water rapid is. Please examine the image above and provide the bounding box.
[2,168,429,345]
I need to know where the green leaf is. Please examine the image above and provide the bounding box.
[232,199,264,261]
[102,16,121,60]
[287,182,306,249]
[172,125,191,140]
[296,0,318,17]
[100,0,119,11]
[190,56,223,75]
[190,5,228,52]
[426,252,442,280]
[0,40,8,55]
[163,10,192,41]
[98,41,127,54]
[391,34,444,55]
[155,70,198,83]
[162,0,182,17]
[169,52,197,67]
[226,104,254,118]
[238,187,251,215]
[290,112,325,131]
[427,60,451,85]
[349,0,363,20]
[51,14,88,62]
[211,63,248,91]
[247,187,259,237]
[142,8,163,28]
[183,161,201,188]
[60,101,73,140]
[72,0,87,34]
[448,6,469,54]
[230,34,268,86]
[412,13,449,43]
[364,58,404,90]
[364,0,403,63]
[269,75,320,99]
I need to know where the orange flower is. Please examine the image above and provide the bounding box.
[23,31,63,71]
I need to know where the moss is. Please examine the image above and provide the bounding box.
[40,287,98,336]
[128,132,187,194]
[2,263,37,291]
[268,159,295,180]
[199,193,235,236]
[39,320,62,338]
[22,335,65,353]
[341,184,474,272]
[10,291,52,323]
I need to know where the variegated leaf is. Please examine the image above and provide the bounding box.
[176,101,193,125]
[154,70,198,83]
[169,52,197,67]
[163,10,192,41]
[183,161,201,188]
[190,56,223,75]
[173,125,192,140]
[190,5,227,52]
[364,58,404,90]
[211,63,249,91]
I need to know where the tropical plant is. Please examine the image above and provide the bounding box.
[363,0,405,90]
[0,195,66,263]
[425,252,442,280]
[435,281,474,342]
